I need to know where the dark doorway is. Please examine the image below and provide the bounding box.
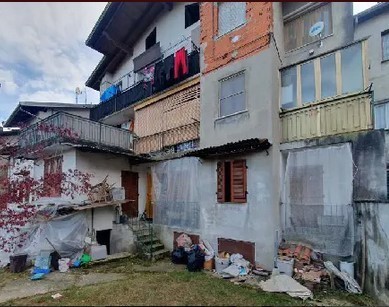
[121,171,139,218]
[96,229,111,255]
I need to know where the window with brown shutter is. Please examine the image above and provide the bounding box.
[44,156,63,197]
[217,159,247,203]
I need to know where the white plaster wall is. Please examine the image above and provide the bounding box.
[105,2,199,89]
[155,152,280,270]
[355,12,389,103]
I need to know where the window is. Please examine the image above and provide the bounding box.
[382,30,389,61]
[280,42,365,110]
[374,102,389,129]
[44,156,62,197]
[218,2,246,36]
[320,54,336,99]
[185,3,199,28]
[219,72,245,117]
[281,66,297,109]
[145,27,156,50]
[301,61,315,104]
[341,43,363,95]
[217,160,247,203]
[284,4,332,51]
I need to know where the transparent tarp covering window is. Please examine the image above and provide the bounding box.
[281,67,297,109]
[281,143,354,256]
[341,43,363,95]
[151,157,200,229]
[220,73,245,117]
[218,2,246,36]
[301,61,315,104]
[320,54,337,99]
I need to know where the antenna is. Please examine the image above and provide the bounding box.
[75,87,82,104]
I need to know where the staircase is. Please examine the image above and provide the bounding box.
[128,218,170,261]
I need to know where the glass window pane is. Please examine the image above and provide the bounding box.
[321,54,336,99]
[374,104,386,129]
[220,73,245,99]
[341,43,363,94]
[220,93,245,117]
[281,67,297,109]
[301,61,315,104]
[218,2,246,36]
[382,32,389,61]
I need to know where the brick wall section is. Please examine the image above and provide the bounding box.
[201,2,273,74]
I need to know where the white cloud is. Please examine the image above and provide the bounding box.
[0,69,18,95]
[0,2,106,121]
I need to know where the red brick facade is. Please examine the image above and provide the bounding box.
[200,2,273,74]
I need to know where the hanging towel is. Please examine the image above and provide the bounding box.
[174,47,189,79]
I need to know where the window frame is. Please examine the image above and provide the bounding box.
[217,159,247,204]
[381,29,389,62]
[280,41,367,111]
[217,2,247,38]
[218,71,247,118]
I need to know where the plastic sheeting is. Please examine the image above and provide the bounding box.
[15,212,88,261]
[151,157,200,230]
[281,143,354,256]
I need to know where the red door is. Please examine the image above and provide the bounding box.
[121,171,139,218]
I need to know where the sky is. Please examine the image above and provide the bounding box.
[0,2,378,124]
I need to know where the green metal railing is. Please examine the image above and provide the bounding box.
[128,216,154,260]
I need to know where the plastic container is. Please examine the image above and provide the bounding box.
[340,261,354,278]
[276,258,294,276]
[58,258,70,273]
[90,245,107,261]
[35,250,52,270]
[215,257,230,273]
[9,254,27,273]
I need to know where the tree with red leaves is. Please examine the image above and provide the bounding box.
[0,122,92,256]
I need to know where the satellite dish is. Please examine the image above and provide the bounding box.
[309,21,324,37]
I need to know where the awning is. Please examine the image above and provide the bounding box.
[185,138,272,159]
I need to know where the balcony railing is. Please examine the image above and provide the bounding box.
[90,50,200,122]
[280,92,373,143]
[19,112,133,153]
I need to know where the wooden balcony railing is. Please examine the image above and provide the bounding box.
[280,92,373,143]
[19,112,133,153]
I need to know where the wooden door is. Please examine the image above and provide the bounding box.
[121,171,139,218]
[145,171,153,219]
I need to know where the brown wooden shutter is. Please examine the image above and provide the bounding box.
[231,160,247,203]
[217,161,225,203]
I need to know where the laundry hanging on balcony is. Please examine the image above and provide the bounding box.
[174,47,189,79]
[100,84,120,103]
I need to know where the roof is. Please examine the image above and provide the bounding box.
[185,138,272,159]
[85,2,173,91]
[5,101,96,127]
[355,2,389,24]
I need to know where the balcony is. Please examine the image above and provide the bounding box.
[280,92,373,143]
[19,112,134,156]
[90,50,200,122]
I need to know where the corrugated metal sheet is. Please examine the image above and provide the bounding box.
[280,93,373,143]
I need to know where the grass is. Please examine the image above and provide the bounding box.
[0,258,377,306]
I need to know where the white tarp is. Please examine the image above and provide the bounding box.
[15,212,88,261]
[281,143,354,256]
[151,157,200,229]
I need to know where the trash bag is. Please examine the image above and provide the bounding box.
[171,247,188,264]
[187,246,205,272]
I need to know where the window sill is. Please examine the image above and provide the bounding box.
[217,202,247,205]
[215,109,249,122]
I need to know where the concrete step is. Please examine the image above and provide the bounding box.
[138,237,160,245]
[145,248,170,261]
